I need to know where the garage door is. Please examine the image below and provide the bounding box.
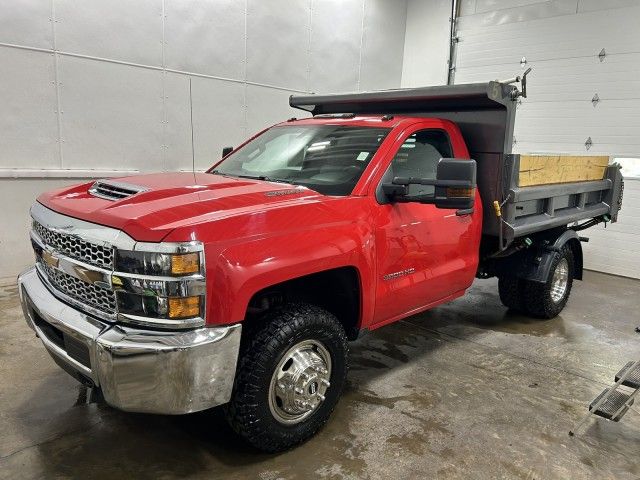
[453,0,640,279]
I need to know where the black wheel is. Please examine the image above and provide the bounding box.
[498,276,523,311]
[521,245,574,319]
[224,303,348,453]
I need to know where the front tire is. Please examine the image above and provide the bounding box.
[521,245,574,319]
[224,303,348,452]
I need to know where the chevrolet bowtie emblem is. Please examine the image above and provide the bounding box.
[42,250,59,269]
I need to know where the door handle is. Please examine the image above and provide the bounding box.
[456,208,474,216]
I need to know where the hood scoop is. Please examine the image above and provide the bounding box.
[88,179,149,201]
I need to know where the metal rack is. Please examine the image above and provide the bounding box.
[570,359,640,436]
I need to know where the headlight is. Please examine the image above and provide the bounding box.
[116,291,201,319]
[116,251,201,276]
[149,252,172,274]
[113,242,206,329]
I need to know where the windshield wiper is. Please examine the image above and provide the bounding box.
[209,171,269,181]
[210,171,296,185]
[209,169,234,178]
[235,174,272,181]
[236,174,297,185]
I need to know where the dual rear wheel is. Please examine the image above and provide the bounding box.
[498,244,574,319]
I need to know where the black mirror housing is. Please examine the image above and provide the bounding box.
[433,158,476,211]
[222,146,234,158]
[382,182,409,198]
[382,158,477,212]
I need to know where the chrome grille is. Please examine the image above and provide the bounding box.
[33,221,113,269]
[39,261,117,313]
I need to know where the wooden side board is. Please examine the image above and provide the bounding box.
[518,155,610,187]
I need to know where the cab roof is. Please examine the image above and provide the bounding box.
[275,114,418,129]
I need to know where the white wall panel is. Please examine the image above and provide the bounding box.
[162,72,195,172]
[191,77,247,171]
[456,55,640,103]
[0,0,52,49]
[582,180,640,279]
[308,0,362,94]
[59,56,163,171]
[459,0,477,16]
[245,85,305,137]
[457,8,640,69]
[474,0,550,15]
[510,100,640,156]
[55,0,162,65]
[360,0,408,91]
[246,0,310,91]
[453,2,640,277]
[0,47,59,169]
[456,0,577,29]
[578,0,640,14]
[401,0,450,87]
[164,0,246,79]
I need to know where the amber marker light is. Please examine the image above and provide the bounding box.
[168,296,201,318]
[171,253,200,275]
[447,187,474,197]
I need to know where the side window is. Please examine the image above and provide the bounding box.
[388,129,453,196]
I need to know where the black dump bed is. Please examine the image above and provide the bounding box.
[290,82,624,250]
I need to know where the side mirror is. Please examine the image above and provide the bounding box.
[382,158,476,213]
[222,146,233,158]
[432,158,476,211]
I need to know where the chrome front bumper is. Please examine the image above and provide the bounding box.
[18,267,241,415]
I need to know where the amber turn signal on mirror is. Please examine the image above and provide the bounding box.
[446,187,474,197]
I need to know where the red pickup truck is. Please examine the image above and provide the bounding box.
[18,80,623,452]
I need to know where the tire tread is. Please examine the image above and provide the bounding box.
[225,303,348,452]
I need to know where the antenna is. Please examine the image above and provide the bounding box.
[189,77,196,176]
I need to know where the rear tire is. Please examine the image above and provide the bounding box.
[521,245,574,319]
[224,303,348,453]
[498,276,523,311]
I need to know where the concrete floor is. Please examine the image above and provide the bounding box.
[1,271,639,479]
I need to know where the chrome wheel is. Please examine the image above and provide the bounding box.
[550,258,570,303]
[268,339,332,425]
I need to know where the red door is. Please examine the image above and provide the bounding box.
[372,125,482,326]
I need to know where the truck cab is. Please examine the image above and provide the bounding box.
[18,80,623,452]
[209,114,482,329]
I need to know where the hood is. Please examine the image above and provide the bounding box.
[38,172,326,242]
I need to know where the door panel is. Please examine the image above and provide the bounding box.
[372,125,482,325]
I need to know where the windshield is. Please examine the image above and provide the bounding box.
[211,124,391,196]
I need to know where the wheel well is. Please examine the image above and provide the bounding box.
[244,267,361,340]
[482,228,584,283]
